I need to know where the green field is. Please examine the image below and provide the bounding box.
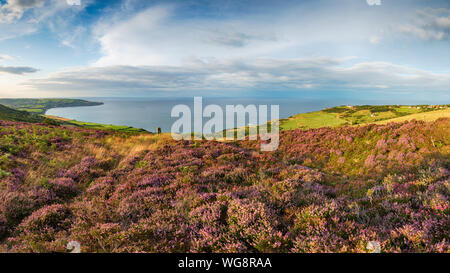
[51,117,147,133]
[373,108,450,124]
[280,104,449,130]
[280,111,347,130]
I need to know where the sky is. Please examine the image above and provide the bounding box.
[0,0,449,99]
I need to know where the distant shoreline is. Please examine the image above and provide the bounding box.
[43,101,104,115]
[0,98,103,115]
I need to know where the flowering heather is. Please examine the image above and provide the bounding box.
[0,118,448,253]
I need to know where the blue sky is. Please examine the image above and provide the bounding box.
[0,0,449,99]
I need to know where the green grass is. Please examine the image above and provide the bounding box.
[18,108,43,113]
[64,119,147,133]
[43,115,147,133]
[280,111,348,130]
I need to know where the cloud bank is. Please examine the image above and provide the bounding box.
[26,57,450,94]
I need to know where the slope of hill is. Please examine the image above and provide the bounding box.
[0,116,448,253]
[0,99,103,114]
[280,105,449,130]
[0,104,48,123]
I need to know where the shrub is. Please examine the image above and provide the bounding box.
[48,178,78,200]
[0,191,33,227]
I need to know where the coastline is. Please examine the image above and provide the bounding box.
[42,101,104,115]
[0,98,104,115]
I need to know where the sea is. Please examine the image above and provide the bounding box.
[45,96,448,133]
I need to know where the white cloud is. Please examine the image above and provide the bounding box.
[0,0,87,42]
[204,30,277,48]
[399,8,450,40]
[60,25,86,48]
[95,5,174,66]
[0,0,46,23]
[0,20,37,41]
[93,4,389,67]
[93,5,282,66]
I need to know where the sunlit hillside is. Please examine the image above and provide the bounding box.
[0,114,448,253]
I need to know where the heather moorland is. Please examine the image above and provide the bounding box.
[0,0,449,257]
[0,106,448,253]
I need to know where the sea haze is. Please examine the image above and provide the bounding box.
[45,97,448,133]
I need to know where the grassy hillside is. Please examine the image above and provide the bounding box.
[280,105,449,130]
[0,116,448,253]
[0,104,50,123]
[0,98,103,114]
[45,115,147,133]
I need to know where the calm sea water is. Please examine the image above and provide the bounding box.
[45,97,446,133]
